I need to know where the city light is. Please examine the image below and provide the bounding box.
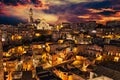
[35,33,41,37]
[0,1,120,80]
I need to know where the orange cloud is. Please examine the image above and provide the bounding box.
[78,15,91,19]
[97,17,120,25]
[0,1,50,20]
[77,11,120,25]
[101,8,115,12]
[88,9,103,13]
[82,8,120,24]
[88,8,115,13]
[97,11,120,24]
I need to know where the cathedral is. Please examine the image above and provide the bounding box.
[29,8,52,30]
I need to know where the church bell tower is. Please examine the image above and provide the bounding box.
[29,8,34,23]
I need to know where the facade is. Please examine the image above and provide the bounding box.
[104,45,120,59]
[96,26,120,39]
[36,19,52,30]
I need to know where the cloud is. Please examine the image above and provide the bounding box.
[88,8,103,13]
[84,1,112,9]
[0,0,49,8]
[43,0,104,6]
[77,11,120,24]
[78,15,91,19]
[68,0,104,3]
[88,8,117,16]
[0,0,120,25]
[97,16,120,25]
[0,3,58,24]
[97,11,117,16]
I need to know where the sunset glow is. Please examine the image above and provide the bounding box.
[0,0,120,25]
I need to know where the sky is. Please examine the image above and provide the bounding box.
[0,0,120,25]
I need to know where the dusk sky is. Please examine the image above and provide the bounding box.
[0,0,120,25]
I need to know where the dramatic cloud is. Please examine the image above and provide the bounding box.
[0,0,120,25]
[84,1,112,9]
[77,11,120,24]
[97,11,117,16]
[43,0,104,5]
[88,8,117,16]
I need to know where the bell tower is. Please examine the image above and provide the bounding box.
[29,8,34,23]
